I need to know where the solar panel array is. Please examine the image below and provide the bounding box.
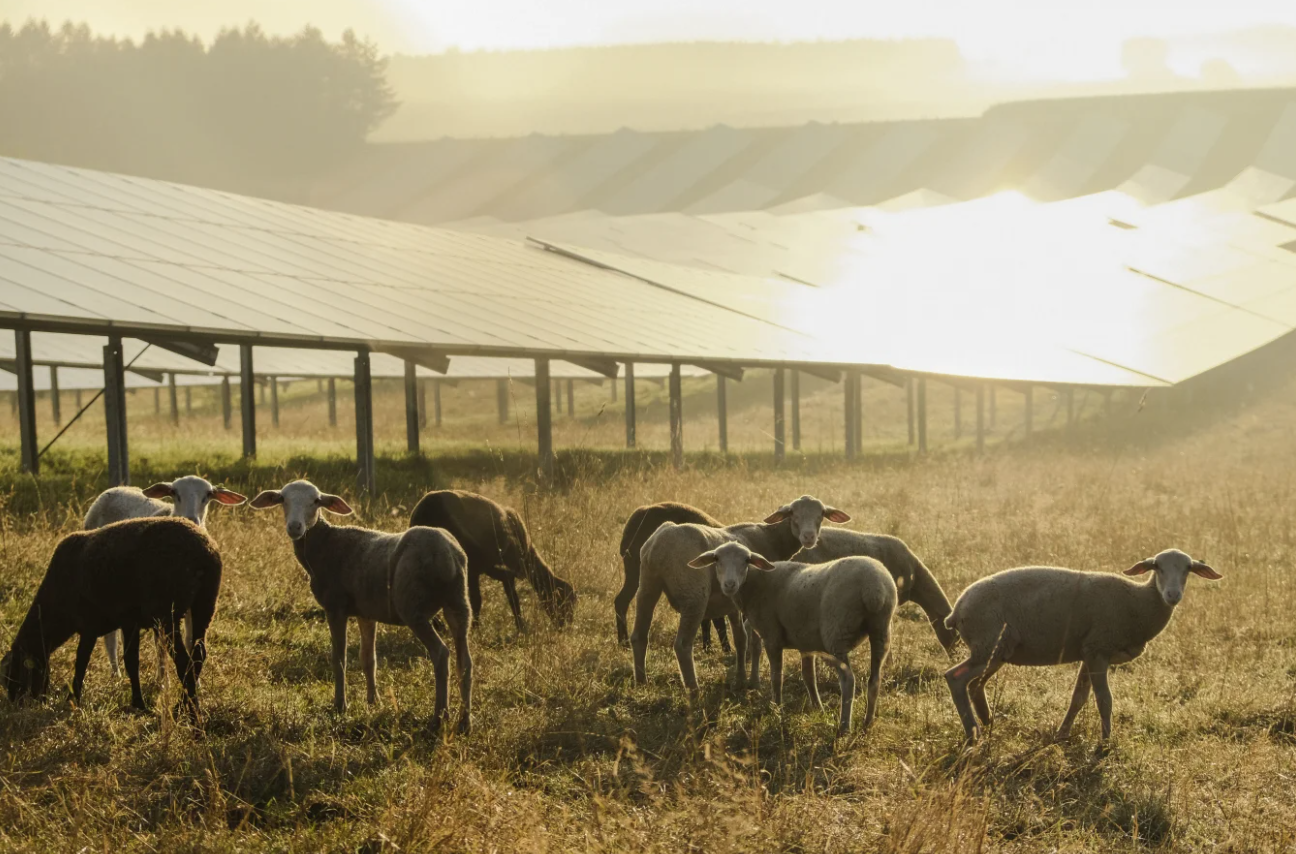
[0,157,828,374]
[303,91,1296,227]
[6,121,1296,397]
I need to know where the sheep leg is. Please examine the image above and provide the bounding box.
[802,655,822,711]
[103,631,121,678]
[407,618,453,729]
[154,627,169,690]
[166,613,200,712]
[467,570,485,621]
[613,566,638,646]
[1088,659,1114,740]
[729,613,751,689]
[766,644,784,706]
[358,618,378,705]
[862,622,890,732]
[72,633,96,705]
[630,572,664,685]
[1051,663,1091,739]
[672,607,706,692]
[945,656,991,742]
[502,576,527,634]
[832,656,857,735]
[442,605,473,735]
[713,618,732,654]
[747,625,763,690]
[700,620,713,652]
[121,625,146,711]
[326,610,349,714]
[969,660,1004,728]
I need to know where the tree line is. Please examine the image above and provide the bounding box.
[0,20,397,192]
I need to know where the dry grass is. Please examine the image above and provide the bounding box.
[0,371,1293,851]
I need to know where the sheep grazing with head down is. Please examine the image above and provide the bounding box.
[251,480,473,733]
[689,541,895,735]
[83,476,246,677]
[2,516,222,715]
[943,548,1223,743]
[632,495,851,692]
[409,490,576,633]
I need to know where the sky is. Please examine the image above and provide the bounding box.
[9,0,1296,81]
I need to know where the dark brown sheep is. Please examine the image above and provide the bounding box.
[2,516,223,713]
[615,502,730,652]
[409,490,575,632]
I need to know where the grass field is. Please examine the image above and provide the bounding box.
[0,368,1292,852]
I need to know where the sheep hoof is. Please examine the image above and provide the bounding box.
[456,716,471,736]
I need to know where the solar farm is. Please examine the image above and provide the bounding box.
[3,90,1296,851]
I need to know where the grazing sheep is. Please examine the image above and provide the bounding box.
[251,480,473,733]
[2,517,222,714]
[792,529,957,653]
[615,502,730,652]
[83,477,246,677]
[943,549,1223,743]
[689,542,895,734]
[409,490,575,632]
[632,495,850,691]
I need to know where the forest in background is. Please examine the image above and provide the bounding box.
[0,21,396,195]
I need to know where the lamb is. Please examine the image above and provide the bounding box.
[2,516,223,714]
[943,549,1223,743]
[409,490,576,632]
[689,542,895,734]
[792,529,958,653]
[83,476,246,677]
[632,495,850,691]
[615,502,731,652]
[251,480,473,733]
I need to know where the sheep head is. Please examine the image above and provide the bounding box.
[142,476,246,527]
[689,541,776,599]
[762,495,850,549]
[1124,549,1222,606]
[250,480,353,540]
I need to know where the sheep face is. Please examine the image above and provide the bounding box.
[2,649,49,702]
[142,476,246,527]
[250,480,353,540]
[689,542,776,599]
[763,495,851,550]
[1124,548,1222,606]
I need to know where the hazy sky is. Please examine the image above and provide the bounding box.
[9,0,1296,80]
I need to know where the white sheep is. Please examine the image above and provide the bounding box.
[83,476,246,676]
[688,541,896,734]
[250,480,473,733]
[943,548,1223,743]
[631,495,850,692]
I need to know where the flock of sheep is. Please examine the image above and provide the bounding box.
[1,475,1222,744]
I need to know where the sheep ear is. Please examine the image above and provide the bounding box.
[688,551,719,569]
[1190,561,1222,580]
[249,490,284,509]
[141,482,175,499]
[763,506,792,524]
[824,506,851,524]
[1124,558,1157,576]
[320,494,354,515]
[212,487,247,506]
[748,554,777,571]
